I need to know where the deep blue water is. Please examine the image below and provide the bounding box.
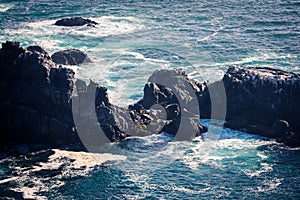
[0,0,300,199]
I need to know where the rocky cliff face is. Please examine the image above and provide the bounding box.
[222,66,300,147]
[0,41,79,146]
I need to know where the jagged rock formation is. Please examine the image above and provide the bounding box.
[0,41,80,146]
[51,49,91,65]
[222,66,300,147]
[54,17,98,27]
[72,78,171,148]
[72,79,128,145]
[0,42,188,148]
[131,69,208,139]
[0,41,299,148]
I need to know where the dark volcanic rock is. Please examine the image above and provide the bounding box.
[73,69,207,143]
[132,69,208,138]
[71,79,128,145]
[54,17,98,27]
[72,79,162,144]
[27,45,48,55]
[94,85,128,142]
[222,66,300,146]
[51,49,91,65]
[1,41,300,148]
[0,41,81,147]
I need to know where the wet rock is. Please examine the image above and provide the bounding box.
[72,80,128,144]
[1,41,300,148]
[272,119,289,134]
[54,17,98,27]
[0,41,81,147]
[278,132,300,148]
[131,69,207,138]
[27,46,48,55]
[51,49,91,65]
[0,41,25,67]
[221,66,300,146]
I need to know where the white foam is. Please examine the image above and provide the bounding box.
[197,26,224,42]
[195,67,225,82]
[0,3,14,12]
[173,185,210,194]
[49,149,126,168]
[3,16,146,53]
[182,139,226,170]
[100,49,173,107]
[257,178,283,192]
[182,127,277,171]
[7,149,126,199]
[257,152,268,160]
[0,177,18,185]
[245,162,273,178]
[213,51,298,69]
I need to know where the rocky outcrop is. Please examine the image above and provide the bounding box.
[222,66,300,147]
[0,41,197,148]
[73,78,174,144]
[51,49,91,65]
[129,66,300,146]
[1,41,299,148]
[54,17,98,27]
[132,69,208,139]
[72,79,128,144]
[0,41,80,147]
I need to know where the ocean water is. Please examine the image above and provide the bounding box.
[0,0,300,199]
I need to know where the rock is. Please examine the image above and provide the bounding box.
[0,41,81,147]
[27,46,48,55]
[73,68,207,143]
[51,49,91,65]
[1,41,300,148]
[94,84,128,142]
[131,69,207,138]
[1,41,23,53]
[277,132,300,148]
[54,17,98,27]
[272,119,289,134]
[0,41,25,67]
[165,104,180,119]
[219,66,300,146]
[71,79,128,145]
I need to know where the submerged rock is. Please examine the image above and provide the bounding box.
[51,49,91,65]
[54,17,98,27]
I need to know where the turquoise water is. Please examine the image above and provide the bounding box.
[0,0,300,199]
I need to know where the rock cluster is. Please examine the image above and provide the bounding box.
[1,41,299,148]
